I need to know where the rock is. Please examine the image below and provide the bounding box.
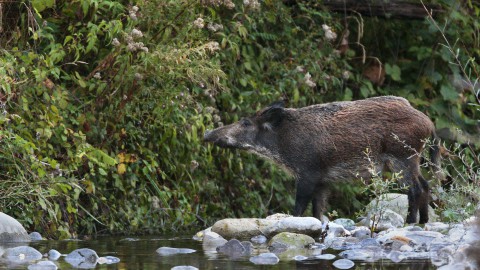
[400,245,413,252]
[3,246,43,262]
[29,232,42,241]
[366,193,437,223]
[156,247,196,256]
[374,209,404,231]
[97,256,120,264]
[0,212,31,242]
[249,253,279,265]
[294,255,308,261]
[332,258,355,269]
[268,232,315,252]
[171,266,199,270]
[47,249,61,260]
[388,250,406,263]
[324,222,348,239]
[316,254,336,260]
[377,230,444,250]
[448,226,466,242]
[65,248,99,268]
[324,237,360,250]
[339,249,377,261]
[357,238,381,249]
[333,219,356,231]
[263,217,322,238]
[202,231,227,251]
[266,213,292,220]
[250,235,267,245]
[216,239,249,258]
[192,227,211,241]
[211,218,276,239]
[27,261,57,270]
[404,225,424,231]
[351,227,372,239]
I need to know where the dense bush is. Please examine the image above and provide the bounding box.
[0,0,478,237]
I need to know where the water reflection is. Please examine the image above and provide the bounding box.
[0,236,438,270]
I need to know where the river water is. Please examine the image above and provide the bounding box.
[0,235,435,269]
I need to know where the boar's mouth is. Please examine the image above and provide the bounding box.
[204,130,251,150]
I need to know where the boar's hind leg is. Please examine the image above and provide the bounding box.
[417,175,430,224]
[312,184,330,221]
[405,172,429,224]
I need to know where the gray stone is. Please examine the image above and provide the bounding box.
[3,246,43,262]
[357,238,380,248]
[171,266,199,270]
[268,232,315,252]
[29,232,42,241]
[366,193,437,223]
[326,222,347,238]
[216,239,249,258]
[294,255,308,261]
[202,231,227,251]
[47,249,61,260]
[211,218,275,239]
[333,219,356,231]
[263,217,322,238]
[65,248,99,268]
[448,227,466,242]
[27,261,57,270]
[339,250,377,261]
[192,227,211,241]
[249,253,279,265]
[374,209,404,231]
[351,227,372,239]
[250,235,267,245]
[332,258,355,269]
[156,247,196,256]
[388,251,406,263]
[97,256,120,264]
[0,212,30,242]
[377,230,444,249]
[316,254,336,260]
[404,225,424,231]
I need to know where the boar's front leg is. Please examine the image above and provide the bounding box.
[293,177,321,218]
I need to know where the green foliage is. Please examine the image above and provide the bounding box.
[0,0,478,237]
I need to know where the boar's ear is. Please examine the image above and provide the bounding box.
[258,101,285,129]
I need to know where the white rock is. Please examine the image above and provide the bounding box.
[156,247,196,256]
[263,217,322,238]
[316,254,336,260]
[211,218,275,239]
[249,253,279,265]
[332,258,355,269]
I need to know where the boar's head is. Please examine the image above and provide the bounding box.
[203,101,285,150]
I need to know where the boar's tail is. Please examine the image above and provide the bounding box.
[429,132,445,181]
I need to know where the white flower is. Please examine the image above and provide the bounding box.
[131,29,143,39]
[93,72,101,79]
[296,66,305,73]
[322,24,337,41]
[132,6,139,12]
[205,41,220,53]
[134,73,143,80]
[304,72,316,88]
[207,23,224,32]
[193,17,205,29]
[342,71,351,80]
[112,38,120,47]
[244,0,260,10]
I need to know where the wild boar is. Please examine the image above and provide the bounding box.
[203,96,440,224]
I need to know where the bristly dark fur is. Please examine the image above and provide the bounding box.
[204,96,438,224]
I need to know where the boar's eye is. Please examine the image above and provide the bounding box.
[240,118,252,127]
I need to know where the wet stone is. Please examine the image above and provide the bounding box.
[65,248,99,269]
[333,219,356,231]
[27,261,57,270]
[171,266,199,270]
[332,258,355,269]
[29,232,42,241]
[97,256,120,264]
[216,239,249,258]
[388,251,406,263]
[316,254,336,260]
[249,253,279,265]
[3,246,43,262]
[250,235,267,245]
[294,255,309,261]
[339,249,379,262]
[156,247,196,256]
[46,249,61,261]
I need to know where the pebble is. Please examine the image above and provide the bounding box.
[156,247,196,256]
[332,258,355,269]
[316,254,336,260]
[249,253,279,265]
[27,261,57,270]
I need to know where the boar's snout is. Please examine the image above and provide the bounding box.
[203,130,214,141]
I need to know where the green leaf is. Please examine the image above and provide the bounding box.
[440,84,458,101]
[385,63,401,81]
